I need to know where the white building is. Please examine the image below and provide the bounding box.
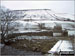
[53,32,62,37]
[67,30,75,37]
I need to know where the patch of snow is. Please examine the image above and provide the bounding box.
[16,36,50,40]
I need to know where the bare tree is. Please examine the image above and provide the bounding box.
[0,6,18,44]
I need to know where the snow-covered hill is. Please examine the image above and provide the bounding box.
[55,13,75,21]
[0,9,75,36]
[12,9,75,21]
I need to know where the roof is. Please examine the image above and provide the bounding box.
[48,40,74,54]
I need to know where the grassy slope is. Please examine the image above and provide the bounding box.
[10,36,72,54]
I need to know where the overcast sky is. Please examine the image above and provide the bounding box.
[1,1,74,14]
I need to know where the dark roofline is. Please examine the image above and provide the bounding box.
[12,9,51,12]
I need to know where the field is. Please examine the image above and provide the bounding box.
[9,35,73,54]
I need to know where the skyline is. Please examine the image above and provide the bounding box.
[1,1,74,14]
